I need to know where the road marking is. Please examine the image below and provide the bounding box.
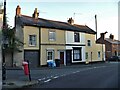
[94,67,97,68]
[53,76,59,79]
[44,79,51,83]
[38,79,42,81]
[38,78,46,81]
[38,65,108,83]
[50,76,53,78]
[73,72,77,74]
[76,71,80,72]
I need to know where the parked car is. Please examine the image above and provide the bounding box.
[118,56,120,61]
[108,56,120,61]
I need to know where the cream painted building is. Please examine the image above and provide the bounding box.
[85,34,105,64]
[13,5,105,68]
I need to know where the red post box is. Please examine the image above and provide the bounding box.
[22,61,29,75]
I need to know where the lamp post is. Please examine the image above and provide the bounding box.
[2,0,7,83]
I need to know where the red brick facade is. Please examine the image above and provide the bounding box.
[96,34,120,60]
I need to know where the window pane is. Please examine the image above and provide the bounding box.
[29,35,36,46]
[86,52,88,59]
[74,32,80,42]
[87,40,91,46]
[98,52,100,58]
[49,31,56,41]
[47,51,54,60]
[74,50,80,59]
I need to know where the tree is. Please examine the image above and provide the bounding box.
[2,25,24,67]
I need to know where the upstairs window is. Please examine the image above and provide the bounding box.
[74,32,80,42]
[87,40,91,46]
[29,35,36,46]
[49,31,56,41]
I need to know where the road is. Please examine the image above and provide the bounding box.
[22,62,120,88]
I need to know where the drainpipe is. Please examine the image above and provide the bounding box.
[39,27,41,67]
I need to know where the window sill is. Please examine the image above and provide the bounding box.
[29,45,36,47]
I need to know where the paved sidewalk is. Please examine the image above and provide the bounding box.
[2,62,107,89]
[2,80,38,88]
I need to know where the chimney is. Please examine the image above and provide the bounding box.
[109,34,114,40]
[100,33,105,40]
[67,17,74,25]
[32,8,39,19]
[16,5,21,16]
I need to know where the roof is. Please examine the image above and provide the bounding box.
[16,15,96,34]
[74,24,96,34]
[105,38,120,44]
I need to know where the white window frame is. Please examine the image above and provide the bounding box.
[49,31,56,41]
[47,50,54,61]
[74,32,80,42]
[29,35,36,46]
[74,50,80,59]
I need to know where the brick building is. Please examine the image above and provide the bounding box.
[96,33,120,60]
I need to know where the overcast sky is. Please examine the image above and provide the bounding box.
[1,0,119,39]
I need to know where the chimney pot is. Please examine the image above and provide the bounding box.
[16,5,21,16]
[32,8,39,19]
[109,34,114,40]
[67,17,74,25]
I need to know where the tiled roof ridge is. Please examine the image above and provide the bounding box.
[105,38,120,42]
[21,14,69,25]
[17,14,96,34]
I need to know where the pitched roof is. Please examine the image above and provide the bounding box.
[74,24,96,34]
[105,38,120,44]
[16,15,96,34]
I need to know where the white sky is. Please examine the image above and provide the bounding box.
[1,0,119,39]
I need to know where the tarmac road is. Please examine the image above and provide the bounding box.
[2,62,120,89]
[24,62,120,88]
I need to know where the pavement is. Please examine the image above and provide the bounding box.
[2,61,107,89]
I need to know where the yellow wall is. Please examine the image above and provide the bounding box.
[23,26,66,65]
[40,28,66,65]
[41,45,65,65]
[23,26,39,50]
[41,28,65,44]
[85,34,104,62]
[22,26,105,65]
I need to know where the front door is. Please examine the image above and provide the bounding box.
[60,52,64,64]
[66,50,72,65]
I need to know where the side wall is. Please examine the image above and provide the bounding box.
[85,34,105,62]
[13,23,24,67]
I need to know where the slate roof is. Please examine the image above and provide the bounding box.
[16,15,96,34]
[105,38,120,44]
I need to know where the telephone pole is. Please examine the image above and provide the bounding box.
[95,14,97,40]
[2,0,7,83]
